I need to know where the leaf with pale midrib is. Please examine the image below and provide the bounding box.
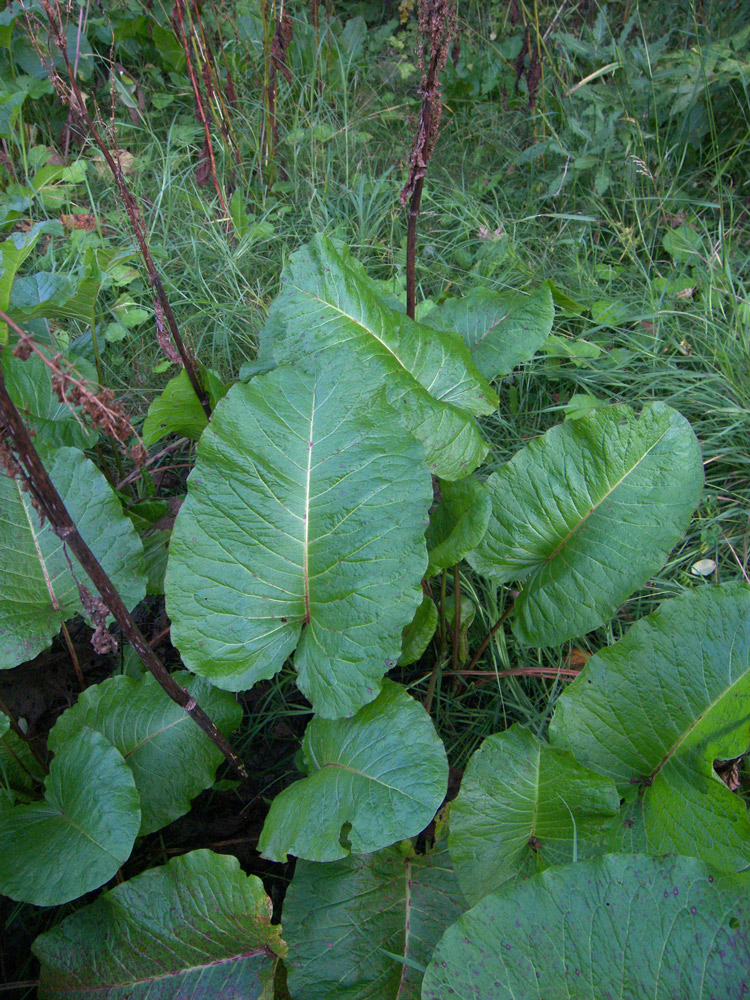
[422,284,554,381]
[33,850,285,999]
[166,364,432,719]
[259,681,448,862]
[448,725,619,905]
[551,583,750,870]
[0,729,140,906]
[468,403,703,645]
[0,447,146,669]
[422,855,750,999]
[260,235,498,480]
[49,672,242,835]
[283,842,465,1000]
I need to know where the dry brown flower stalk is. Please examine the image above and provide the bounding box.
[3,309,137,448]
[171,0,233,238]
[400,0,457,319]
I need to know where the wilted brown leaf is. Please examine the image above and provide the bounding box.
[567,647,592,669]
[93,149,135,178]
[714,756,743,792]
[60,213,106,232]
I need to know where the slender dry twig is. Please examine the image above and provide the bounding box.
[400,0,456,319]
[115,437,190,490]
[60,620,86,689]
[450,667,579,681]
[261,0,292,183]
[424,653,445,716]
[424,568,449,714]
[23,0,211,419]
[722,529,750,585]
[542,0,573,41]
[195,0,245,175]
[0,365,248,782]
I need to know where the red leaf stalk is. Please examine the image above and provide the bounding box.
[171,0,234,235]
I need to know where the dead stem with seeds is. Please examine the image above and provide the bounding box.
[401,0,456,319]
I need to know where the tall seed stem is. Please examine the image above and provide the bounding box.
[401,0,456,319]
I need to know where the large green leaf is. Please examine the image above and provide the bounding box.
[425,477,491,577]
[2,350,97,451]
[0,447,147,669]
[0,729,140,906]
[10,268,101,325]
[261,235,498,480]
[422,285,554,381]
[33,850,285,999]
[283,841,465,1000]
[142,364,228,445]
[550,584,750,871]
[0,220,62,342]
[49,672,242,835]
[448,725,619,905]
[124,497,171,596]
[258,681,448,862]
[422,855,750,999]
[166,365,432,719]
[468,403,703,645]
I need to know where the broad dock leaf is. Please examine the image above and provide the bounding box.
[142,364,227,445]
[0,729,140,906]
[34,850,285,999]
[449,725,619,905]
[0,447,146,669]
[468,403,703,645]
[2,351,97,451]
[283,841,465,1000]
[422,284,554,381]
[261,235,498,479]
[422,855,750,999]
[259,682,448,862]
[166,365,432,718]
[551,583,750,870]
[49,672,242,835]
